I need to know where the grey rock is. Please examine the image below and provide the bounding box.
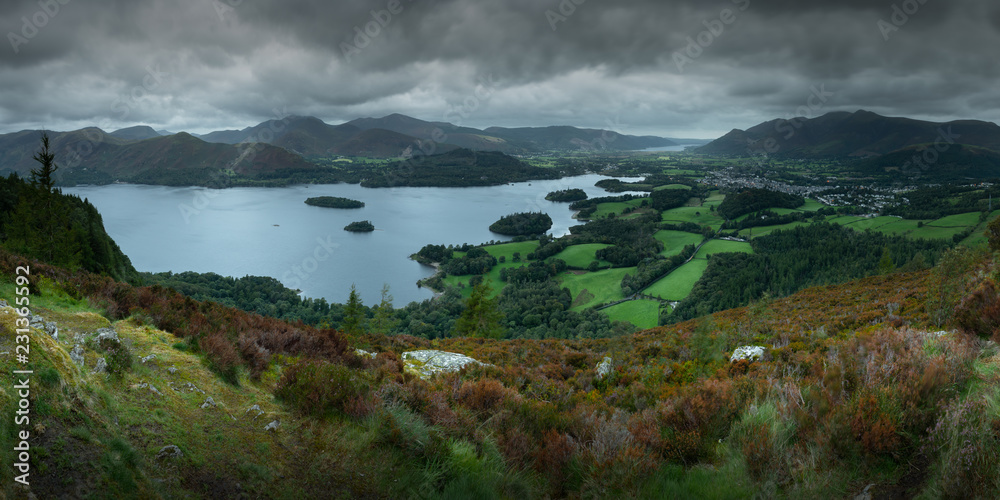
[854,483,874,500]
[730,346,766,363]
[140,354,156,363]
[95,328,118,343]
[201,397,216,409]
[401,350,488,380]
[43,322,58,340]
[166,367,177,375]
[135,382,163,396]
[264,420,280,432]
[355,348,377,359]
[70,345,85,366]
[183,382,205,394]
[246,404,264,418]
[0,299,8,308]
[93,357,107,374]
[156,445,183,459]
[595,357,613,379]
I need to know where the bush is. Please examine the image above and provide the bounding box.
[199,333,241,384]
[275,359,370,417]
[99,337,133,377]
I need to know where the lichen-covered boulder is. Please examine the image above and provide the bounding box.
[70,345,85,366]
[595,357,613,379]
[730,346,766,363]
[402,350,487,379]
[355,348,377,359]
[93,357,108,373]
[95,328,119,343]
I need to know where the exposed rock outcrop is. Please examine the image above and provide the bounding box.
[401,350,487,379]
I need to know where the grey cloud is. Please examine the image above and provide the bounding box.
[0,0,996,138]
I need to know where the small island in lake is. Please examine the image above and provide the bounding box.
[305,196,365,209]
[545,188,588,202]
[489,212,553,236]
[344,220,375,232]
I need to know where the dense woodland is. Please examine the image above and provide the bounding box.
[0,138,136,282]
[667,223,950,321]
[716,188,805,219]
[545,188,587,202]
[344,220,375,232]
[304,196,365,209]
[360,149,562,187]
[489,212,554,236]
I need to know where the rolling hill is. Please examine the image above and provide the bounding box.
[853,143,1000,181]
[360,148,560,187]
[700,110,1000,158]
[0,128,322,186]
[109,125,163,141]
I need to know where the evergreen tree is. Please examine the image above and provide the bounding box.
[342,284,365,336]
[454,280,505,339]
[878,247,896,275]
[30,131,59,194]
[371,283,398,335]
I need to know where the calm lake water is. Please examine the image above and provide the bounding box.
[65,175,638,306]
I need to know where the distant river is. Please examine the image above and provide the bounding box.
[65,175,639,306]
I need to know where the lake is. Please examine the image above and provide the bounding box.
[65,175,639,306]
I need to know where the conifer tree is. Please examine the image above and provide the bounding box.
[371,283,398,335]
[454,280,505,339]
[341,284,365,336]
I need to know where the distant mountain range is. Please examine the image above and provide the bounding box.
[699,109,1000,181]
[5,110,999,187]
[191,113,679,155]
[700,110,1000,158]
[0,114,686,185]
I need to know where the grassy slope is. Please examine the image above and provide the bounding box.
[550,243,612,269]
[644,259,710,301]
[7,253,1000,498]
[602,300,660,329]
[654,230,704,258]
[557,267,636,311]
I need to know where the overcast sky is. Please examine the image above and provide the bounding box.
[1,0,998,139]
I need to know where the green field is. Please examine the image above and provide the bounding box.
[482,241,539,261]
[558,267,636,311]
[589,198,647,219]
[551,243,612,268]
[661,206,725,229]
[602,300,661,330]
[645,259,709,301]
[958,210,1000,247]
[654,230,704,257]
[653,184,692,191]
[441,241,540,298]
[738,221,812,239]
[740,210,988,242]
[928,212,982,228]
[695,239,753,259]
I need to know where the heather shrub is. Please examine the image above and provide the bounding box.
[98,337,133,377]
[921,398,1000,498]
[455,379,512,414]
[729,401,793,483]
[275,359,370,417]
[954,278,1000,340]
[199,332,242,384]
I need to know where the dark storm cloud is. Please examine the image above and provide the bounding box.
[0,0,997,138]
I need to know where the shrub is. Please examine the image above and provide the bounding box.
[275,359,369,417]
[199,333,241,384]
[954,279,1000,340]
[922,399,1000,498]
[99,337,133,377]
[455,379,511,414]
